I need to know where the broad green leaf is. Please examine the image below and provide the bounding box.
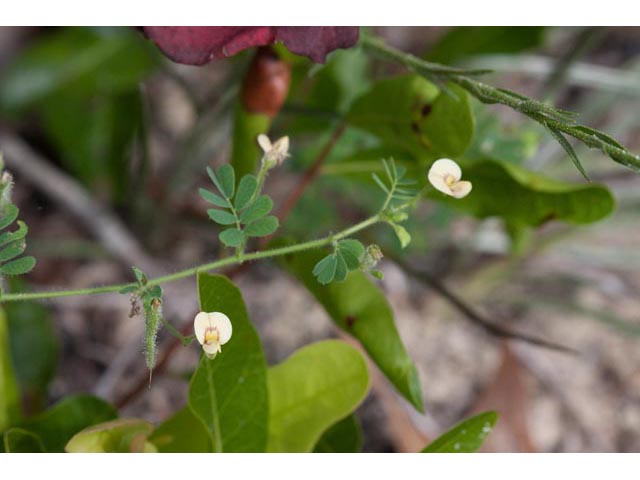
[239,195,273,224]
[0,27,158,113]
[149,407,210,453]
[313,415,363,453]
[207,209,237,226]
[0,256,36,276]
[427,27,545,64]
[280,249,424,412]
[3,428,45,453]
[234,175,259,210]
[428,159,615,226]
[312,254,338,285]
[219,228,245,248]
[244,215,279,237]
[347,74,474,159]
[0,308,20,431]
[6,294,58,412]
[422,411,498,453]
[333,252,348,282]
[0,204,19,230]
[216,164,236,199]
[199,188,230,208]
[230,104,270,179]
[18,395,117,452]
[65,418,157,453]
[465,112,540,164]
[267,340,370,452]
[189,274,268,452]
[337,239,365,270]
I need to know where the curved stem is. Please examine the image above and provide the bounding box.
[0,214,381,303]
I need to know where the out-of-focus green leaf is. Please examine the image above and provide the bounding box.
[19,395,117,452]
[428,159,615,226]
[231,104,270,179]
[422,411,498,453]
[347,75,474,159]
[427,27,546,64]
[465,113,541,164]
[280,248,424,412]
[5,295,58,413]
[0,27,158,113]
[39,89,144,202]
[65,418,157,453]
[189,274,268,452]
[267,340,369,452]
[290,47,371,133]
[0,308,20,431]
[149,406,210,453]
[3,427,45,453]
[313,414,363,453]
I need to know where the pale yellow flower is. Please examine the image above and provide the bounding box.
[257,134,290,166]
[428,158,472,199]
[194,311,233,359]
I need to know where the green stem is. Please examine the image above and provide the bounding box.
[360,34,640,172]
[160,315,194,346]
[0,214,381,303]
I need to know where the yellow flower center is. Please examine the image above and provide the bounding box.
[444,174,456,187]
[204,327,220,345]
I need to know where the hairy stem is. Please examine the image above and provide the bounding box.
[360,34,640,173]
[0,214,381,303]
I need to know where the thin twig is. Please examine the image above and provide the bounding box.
[393,258,578,355]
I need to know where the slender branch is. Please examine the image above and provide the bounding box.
[393,258,578,355]
[0,214,381,303]
[360,35,640,173]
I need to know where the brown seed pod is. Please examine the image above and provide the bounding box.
[241,46,291,118]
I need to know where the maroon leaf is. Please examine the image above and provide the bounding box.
[142,26,359,65]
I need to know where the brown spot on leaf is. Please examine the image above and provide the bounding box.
[345,315,357,329]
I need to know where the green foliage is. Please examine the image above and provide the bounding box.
[201,165,279,250]
[0,204,35,278]
[347,74,475,159]
[5,291,58,412]
[421,411,498,453]
[149,407,210,453]
[14,395,117,452]
[266,340,370,452]
[428,159,615,227]
[281,248,424,412]
[3,427,45,453]
[0,27,158,202]
[427,27,546,64]
[0,308,20,432]
[313,414,363,453]
[465,112,541,163]
[189,273,268,452]
[65,419,157,453]
[312,239,365,285]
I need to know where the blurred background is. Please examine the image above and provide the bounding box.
[0,26,639,452]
